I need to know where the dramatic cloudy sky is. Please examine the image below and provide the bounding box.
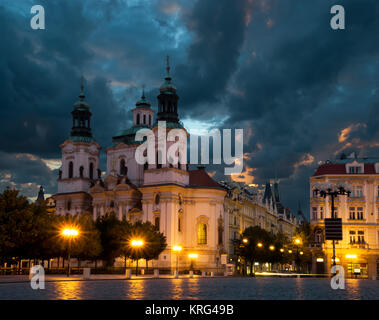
[1,0,378,217]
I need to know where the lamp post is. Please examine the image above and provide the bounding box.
[294,237,302,272]
[173,245,182,275]
[130,239,144,276]
[61,228,79,277]
[313,182,351,270]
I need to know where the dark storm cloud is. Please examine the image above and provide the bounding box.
[175,0,248,117]
[220,0,379,214]
[0,0,378,216]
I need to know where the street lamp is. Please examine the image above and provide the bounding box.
[269,245,275,251]
[257,242,263,248]
[130,239,144,276]
[313,181,351,268]
[173,245,182,275]
[242,238,248,244]
[280,248,284,253]
[61,227,79,277]
[293,237,302,272]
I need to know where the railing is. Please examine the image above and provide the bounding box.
[0,267,227,276]
[349,241,368,249]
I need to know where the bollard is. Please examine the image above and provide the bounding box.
[174,270,179,278]
[189,271,194,278]
[154,269,159,278]
[373,275,377,281]
[210,272,214,277]
[83,268,91,280]
[141,269,145,275]
[224,271,228,277]
[125,269,132,279]
[202,271,206,277]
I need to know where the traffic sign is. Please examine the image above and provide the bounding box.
[324,218,342,240]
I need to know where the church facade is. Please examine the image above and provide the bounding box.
[53,61,299,271]
[54,63,227,270]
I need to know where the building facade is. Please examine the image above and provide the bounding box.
[309,154,379,279]
[53,61,299,271]
[220,181,298,265]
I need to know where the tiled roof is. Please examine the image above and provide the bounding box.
[313,163,377,176]
[188,169,223,189]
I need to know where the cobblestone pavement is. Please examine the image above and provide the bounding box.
[0,277,377,300]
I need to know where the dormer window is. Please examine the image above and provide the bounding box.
[349,166,361,174]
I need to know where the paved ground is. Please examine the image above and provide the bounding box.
[0,276,377,300]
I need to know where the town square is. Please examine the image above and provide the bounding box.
[0,0,378,309]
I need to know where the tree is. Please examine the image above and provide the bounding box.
[70,212,102,265]
[95,212,125,267]
[292,222,313,273]
[124,221,167,270]
[0,188,36,267]
[236,226,290,275]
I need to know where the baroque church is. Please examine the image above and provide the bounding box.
[53,60,227,270]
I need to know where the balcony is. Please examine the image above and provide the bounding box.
[349,241,368,249]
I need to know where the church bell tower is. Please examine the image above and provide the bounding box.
[55,78,101,215]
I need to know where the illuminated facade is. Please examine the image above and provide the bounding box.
[221,181,298,264]
[53,63,229,271]
[310,155,379,279]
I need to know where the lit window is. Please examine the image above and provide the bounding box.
[198,223,207,245]
[349,230,356,243]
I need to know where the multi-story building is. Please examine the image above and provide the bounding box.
[309,154,379,279]
[220,181,298,265]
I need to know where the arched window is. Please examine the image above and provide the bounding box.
[137,113,140,125]
[67,200,71,211]
[79,166,84,178]
[120,159,126,175]
[68,161,73,178]
[143,114,146,124]
[155,194,160,205]
[149,115,152,126]
[198,223,207,245]
[89,163,94,179]
[154,216,160,230]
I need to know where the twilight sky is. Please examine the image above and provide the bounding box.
[1,0,378,218]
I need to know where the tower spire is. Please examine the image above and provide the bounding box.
[79,75,85,100]
[166,55,170,78]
